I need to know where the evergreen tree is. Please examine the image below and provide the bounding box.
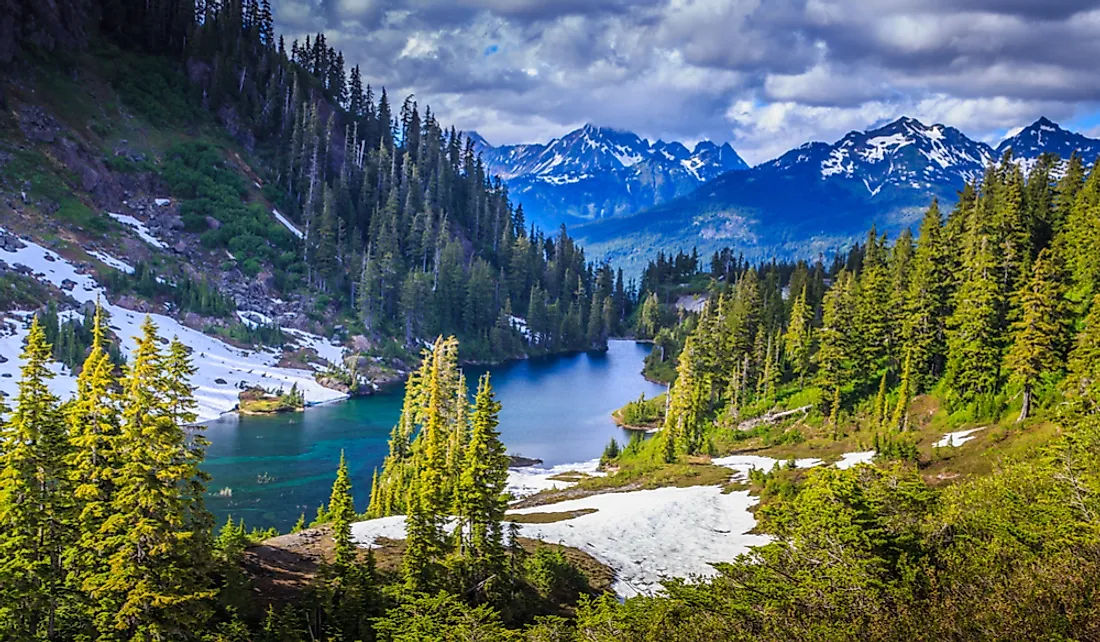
[95,317,215,638]
[890,350,913,431]
[65,303,121,631]
[784,285,814,386]
[0,318,70,639]
[1004,249,1069,421]
[946,223,1005,403]
[1064,294,1100,416]
[453,373,508,598]
[902,200,951,391]
[329,451,356,575]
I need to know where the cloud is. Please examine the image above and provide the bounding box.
[273,0,1100,164]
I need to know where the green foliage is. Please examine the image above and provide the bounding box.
[523,548,589,604]
[162,141,302,279]
[103,260,236,318]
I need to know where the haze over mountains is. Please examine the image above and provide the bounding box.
[479,117,1099,274]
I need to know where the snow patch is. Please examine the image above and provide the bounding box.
[88,250,135,274]
[934,428,984,448]
[107,212,167,249]
[272,209,304,240]
[836,451,876,469]
[351,484,771,598]
[713,454,824,480]
[0,229,346,422]
[506,459,603,498]
[154,198,171,207]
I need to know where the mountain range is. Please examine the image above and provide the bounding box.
[539,116,1100,274]
[468,124,748,229]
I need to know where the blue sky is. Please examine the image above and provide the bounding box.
[276,0,1100,164]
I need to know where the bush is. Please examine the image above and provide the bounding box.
[524,548,589,603]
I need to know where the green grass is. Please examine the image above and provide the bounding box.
[506,509,599,524]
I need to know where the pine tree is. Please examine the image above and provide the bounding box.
[890,350,913,431]
[328,451,356,575]
[0,317,70,639]
[663,335,707,454]
[1004,249,1069,421]
[873,372,888,429]
[453,373,508,597]
[902,200,950,391]
[1064,294,1100,416]
[815,271,855,402]
[65,303,121,628]
[946,225,1005,403]
[784,285,814,386]
[95,317,215,638]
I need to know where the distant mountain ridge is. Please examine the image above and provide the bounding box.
[468,124,748,229]
[570,116,1100,275]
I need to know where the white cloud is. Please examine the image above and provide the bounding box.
[274,0,1100,162]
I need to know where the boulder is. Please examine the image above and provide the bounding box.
[115,295,151,313]
[205,216,223,230]
[350,334,372,352]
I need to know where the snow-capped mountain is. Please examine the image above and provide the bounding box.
[996,117,1100,174]
[574,116,1100,276]
[762,116,995,196]
[468,125,748,229]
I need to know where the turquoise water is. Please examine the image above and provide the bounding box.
[201,340,665,531]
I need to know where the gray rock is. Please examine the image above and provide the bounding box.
[205,216,223,230]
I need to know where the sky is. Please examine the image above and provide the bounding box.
[273,0,1100,165]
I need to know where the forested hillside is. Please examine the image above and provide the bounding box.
[0,0,631,368]
[643,151,1099,450]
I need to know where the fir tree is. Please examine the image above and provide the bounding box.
[902,200,951,391]
[65,303,121,629]
[453,373,508,598]
[1064,294,1100,416]
[784,285,814,386]
[0,317,70,639]
[328,451,356,575]
[95,317,215,638]
[890,350,913,431]
[1004,249,1069,421]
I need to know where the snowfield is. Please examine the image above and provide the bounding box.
[0,228,347,421]
[505,459,603,497]
[350,484,769,598]
[351,452,881,598]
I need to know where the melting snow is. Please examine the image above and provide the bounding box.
[88,250,135,274]
[0,229,346,421]
[272,209,304,240]
[934,428,984,448]
[860,133,912,162]
[506,459,603,498]
[836,451,876,469]
[107,212,167,249]
[351,484,770,598]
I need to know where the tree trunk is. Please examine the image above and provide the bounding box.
[1018,386,1032,423]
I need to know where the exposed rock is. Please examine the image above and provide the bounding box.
[205,216,223,230]
[508,455,544,468]
[60,279,76,291]
[350,334,372,352]
[114,295,151,313]
[0,232,26,251]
